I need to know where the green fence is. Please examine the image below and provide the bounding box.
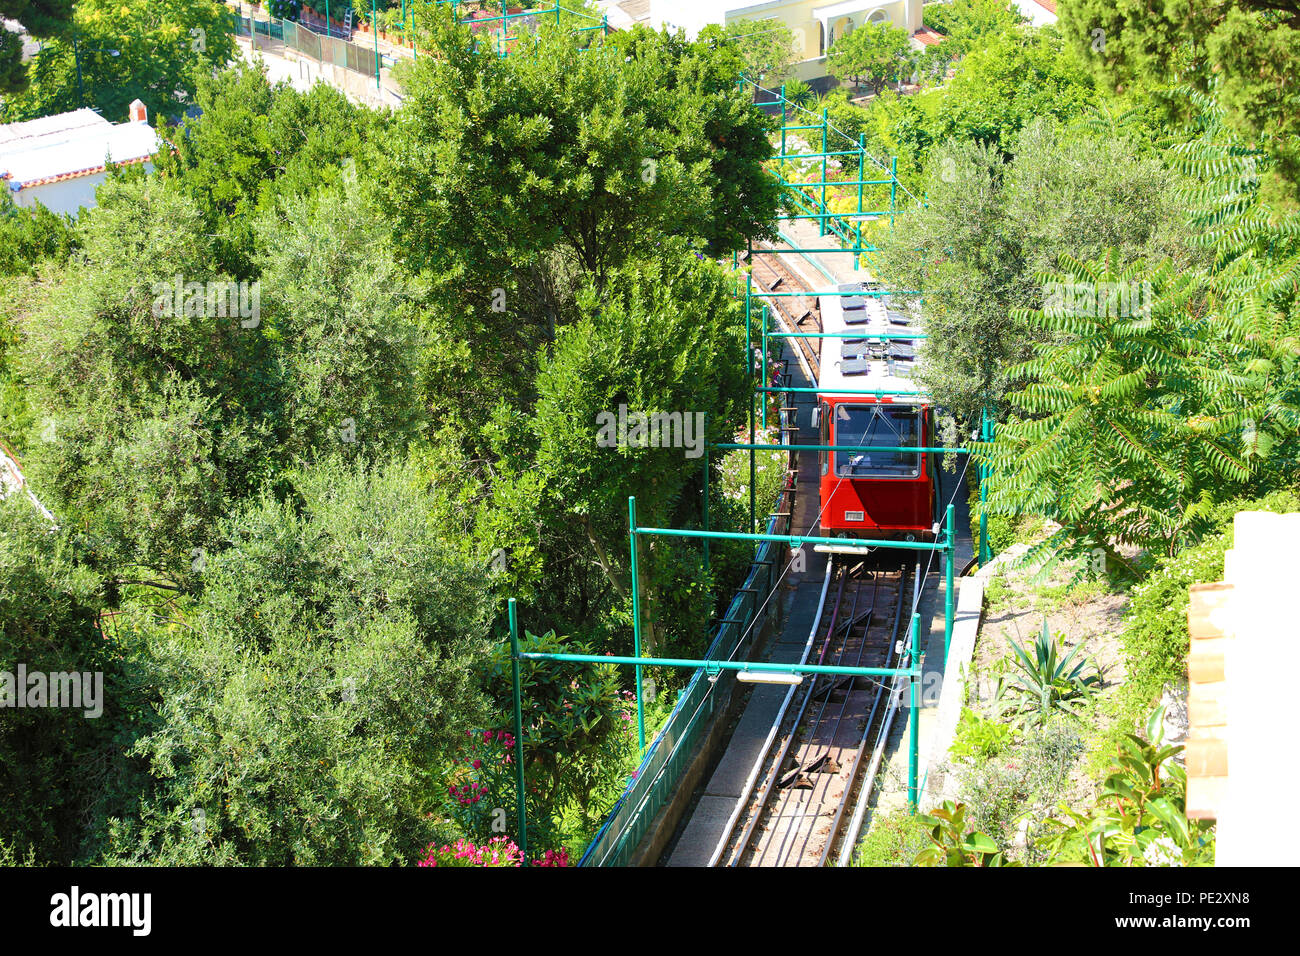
[230,12,379,78]
[578,437,796,867]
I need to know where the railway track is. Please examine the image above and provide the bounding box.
[745,243,821,378]
[710,558,915,867]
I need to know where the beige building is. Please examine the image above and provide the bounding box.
[630,0,930,81]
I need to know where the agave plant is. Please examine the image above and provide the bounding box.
[997,618,1100,727]
[781,78,815,108]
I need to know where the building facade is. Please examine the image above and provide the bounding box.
[645,0,925,81]
[0,100,159,218]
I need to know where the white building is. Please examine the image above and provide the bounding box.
[0,100,160,217]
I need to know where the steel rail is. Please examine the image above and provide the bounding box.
[722,561,850,866]
[817,563,908,866]
[705,561,835,867]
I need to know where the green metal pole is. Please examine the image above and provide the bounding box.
[944,503,955,666]
[371,0,380,89]
[521,650,919,680]
[628,497,645,751]
[761,305,768,430]
[856,134,865,216]
[555,1,560,26]
[979,406,992,565]
[890,156,897,232]
[780,83,787,159]
[908,612,920,812]
[749,389,756,537]
[746,276,755,536]
[507,598,528,859]
[325,0,330,37]
[819,108,828,238]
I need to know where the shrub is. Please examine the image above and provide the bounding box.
[1119,490,1300,712]
[853,809,930,867]
[417,837,523,868]
[949,707,1015,761]
[1043,708,1215,866]
[914,802,1019,867]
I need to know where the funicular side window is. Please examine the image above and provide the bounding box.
[833,404,920,478]
[819,403,829,476]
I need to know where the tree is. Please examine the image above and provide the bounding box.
[380,15,777,286]
[827,22,912,95]
[872,139,1024,424]
[923,0,1027,57]
[0,192,77,277]
[15,177,275,585]
[155,62,378,278]
[931,27,1096,153]
[872,120,1188,424]
[0,0,75,92]
[529,243,748,654]
[373,14,777,441]
[0,0,235,123]
[977,250,1297,567]
[106,457,496,865]
[253,187,428,463]
[1058,0,1300,200]
[699,18,797,84]
[0,494,116,863]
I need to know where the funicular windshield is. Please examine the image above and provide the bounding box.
[833,404,920,478]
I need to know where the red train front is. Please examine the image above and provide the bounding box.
[814,284,936,544]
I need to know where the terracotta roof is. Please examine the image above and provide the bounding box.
[15,153,153,189]
[911,26,946,47]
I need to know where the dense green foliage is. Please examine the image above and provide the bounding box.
[154,63,380,278]
[1058,0,1300,203]
[0,0,75,92]
[853,808,930,867]
[929,28,1096,151]
[0,194,77,277]
[1044,708,1215,866]
[0,16,782,865]
[1118,491,1300,710]
[923,0,1025,57]
[872,119,1185,423]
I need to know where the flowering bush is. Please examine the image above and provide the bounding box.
[417,837,522,868]
[442,729,516,842]
[415,838,570,868]
[483,630,630,825]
